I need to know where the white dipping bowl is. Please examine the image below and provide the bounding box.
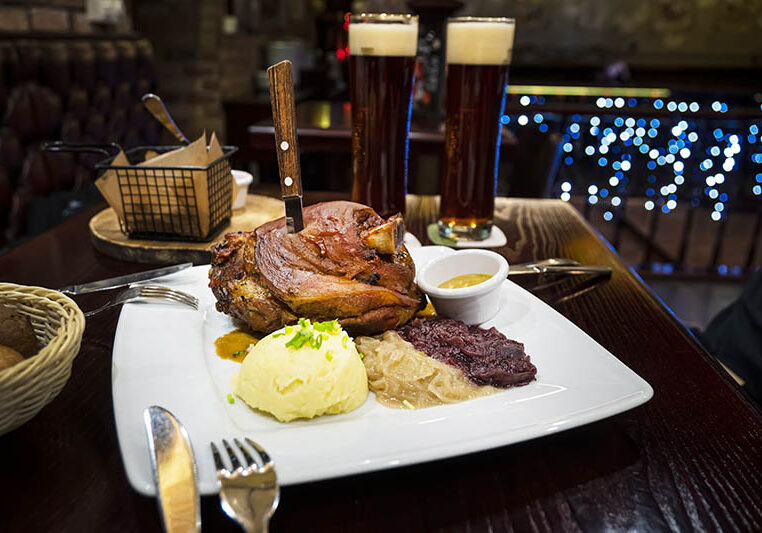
[417,249,509,324]
[231,170,253,210]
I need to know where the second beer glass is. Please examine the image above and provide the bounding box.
[439,17,515,240]
[349,14,418,218]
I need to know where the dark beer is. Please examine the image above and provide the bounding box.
[439,18,515,240]
[349,15,418,218]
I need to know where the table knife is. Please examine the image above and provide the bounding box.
[144,406,201,533]
[508,264,612,276]
[268,60,304,233]
[58,263,192,295]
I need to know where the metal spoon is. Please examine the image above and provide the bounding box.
[141,93,190,145]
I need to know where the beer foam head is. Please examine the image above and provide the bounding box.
[446,19,515,65]
[349,17,418,57]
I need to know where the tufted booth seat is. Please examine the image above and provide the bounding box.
[0,37,162,251]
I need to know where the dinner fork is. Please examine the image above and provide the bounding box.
[211,438,280,533]
[83,285,198,317]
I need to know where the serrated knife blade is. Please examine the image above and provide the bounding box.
[144,406,201,533]
[59,263,192,295]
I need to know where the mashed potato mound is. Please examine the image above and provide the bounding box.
[233,319,368,422]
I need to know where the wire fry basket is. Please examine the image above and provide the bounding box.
[96,145,237,241]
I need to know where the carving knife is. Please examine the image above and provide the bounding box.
[267,60,304,233]
[144,406,201,533]
[58,263,192,295]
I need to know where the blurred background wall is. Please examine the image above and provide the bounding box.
[451,0,762,69]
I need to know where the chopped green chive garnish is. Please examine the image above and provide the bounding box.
[359,352,364,360]
[280,319,347,351]
[285,329,311,349]
[325,350,333,361]
[310,334,323,350]
[227,394,235,404]
[313,319,340,334]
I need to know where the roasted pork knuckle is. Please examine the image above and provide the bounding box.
[209,201,424,335]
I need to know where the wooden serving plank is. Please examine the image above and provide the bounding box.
[88,194,284,264]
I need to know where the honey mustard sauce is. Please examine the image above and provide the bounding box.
[438,273,492,289]
[215,329,260,363]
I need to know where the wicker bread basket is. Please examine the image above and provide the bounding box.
[0,283,85,435]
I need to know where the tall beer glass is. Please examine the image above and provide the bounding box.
[349,13,418,218]
[439,17,515,240]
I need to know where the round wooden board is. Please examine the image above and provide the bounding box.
[89,194,285,264]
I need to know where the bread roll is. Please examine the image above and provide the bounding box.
[0,305,38,357]
[0,345,24,371]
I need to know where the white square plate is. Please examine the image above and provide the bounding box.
[112,246,652,496]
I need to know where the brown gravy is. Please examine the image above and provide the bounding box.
[215,329,260,363]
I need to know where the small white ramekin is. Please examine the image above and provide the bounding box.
[231,170,253,210]
[417,249,509,324]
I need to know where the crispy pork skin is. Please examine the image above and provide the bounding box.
[209,201,424,335]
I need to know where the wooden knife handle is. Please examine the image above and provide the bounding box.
[267,61,303,198]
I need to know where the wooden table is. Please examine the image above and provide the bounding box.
[1,193,761,532]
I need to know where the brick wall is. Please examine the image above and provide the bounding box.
[133,0,226,142]
[459,0,762,69]
[0,0,132,35]
[219,33,263,100]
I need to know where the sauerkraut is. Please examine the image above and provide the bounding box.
[356,331,499,409]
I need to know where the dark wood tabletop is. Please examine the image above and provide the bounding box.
[1,192,761,532]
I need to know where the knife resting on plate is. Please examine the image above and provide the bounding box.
[58,263,192,296]
[144,406,201,533]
